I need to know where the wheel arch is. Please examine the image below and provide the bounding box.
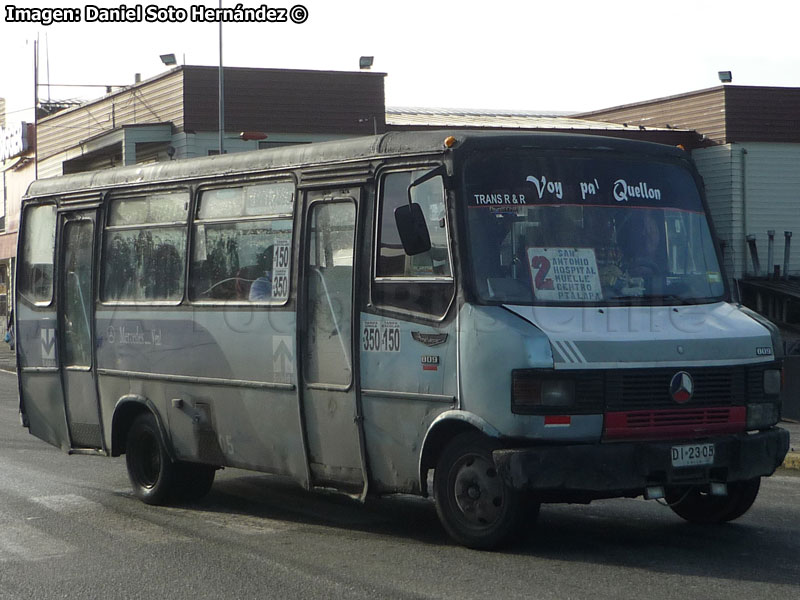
[418,410,501,497]
[111,395,174,460]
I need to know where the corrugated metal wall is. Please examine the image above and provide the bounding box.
[579,86,800,147]
[741,142,800,277]
[725,87,800,143]
[35,66,386,165]
[693,144,744,279]
[577,87,727,144]
[694,142,800,280]
[36,70,184,162]
[183,66,385,135]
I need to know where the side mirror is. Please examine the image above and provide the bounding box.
[394,203,431,256]
[394,166,447,256]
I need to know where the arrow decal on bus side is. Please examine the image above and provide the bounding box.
[272,336,294,383]
[41,328,56,361]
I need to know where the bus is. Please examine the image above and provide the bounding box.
[15,131,789,549]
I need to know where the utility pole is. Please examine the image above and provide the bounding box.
[33,37,39,180]
[218,0,224,155]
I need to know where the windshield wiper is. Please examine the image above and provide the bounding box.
[609,294,693,305]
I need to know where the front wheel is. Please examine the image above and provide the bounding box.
[666,478,761,524]
[433,431,528,549]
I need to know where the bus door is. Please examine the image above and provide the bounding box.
[17,203,68,450]
[299,191,366,494]
[58,210,103,450]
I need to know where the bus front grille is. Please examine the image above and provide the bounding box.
[604,366,757,410]
[603,406,747,440]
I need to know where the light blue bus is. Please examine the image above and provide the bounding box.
[15,131,789,548]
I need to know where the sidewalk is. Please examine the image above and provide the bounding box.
[0,341,798,469]
[780,419,800,470]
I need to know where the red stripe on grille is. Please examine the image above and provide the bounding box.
[603,406,746,441]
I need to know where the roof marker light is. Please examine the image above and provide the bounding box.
[443,136,457,149]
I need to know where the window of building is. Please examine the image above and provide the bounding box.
[189,182,294,303]
[101,191,190,302]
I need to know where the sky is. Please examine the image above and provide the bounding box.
[2,0,800,124]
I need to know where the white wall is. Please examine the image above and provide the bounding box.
[693,142,800,279]
[692,144,745,279]
[740,142,800,278]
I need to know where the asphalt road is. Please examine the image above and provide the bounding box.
[2,370,799,600]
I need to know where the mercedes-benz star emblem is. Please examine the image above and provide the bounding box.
[669,371,694,404]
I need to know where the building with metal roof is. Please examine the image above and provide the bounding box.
[385,106,700,147]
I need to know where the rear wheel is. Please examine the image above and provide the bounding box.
[666,478,761,524]
[433,431,529,549]
[125,413,179,505]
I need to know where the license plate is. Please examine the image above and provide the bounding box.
[671,443,715,467]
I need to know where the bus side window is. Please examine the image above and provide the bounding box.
[19,204,58,304]
[101,192,189,302]
[188,182,294,304]
[373,170,454,317]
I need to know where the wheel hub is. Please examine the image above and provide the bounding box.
[453,454,505,526]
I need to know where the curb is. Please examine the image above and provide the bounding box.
[782,452,800,471]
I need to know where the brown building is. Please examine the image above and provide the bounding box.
[36,65,388,178]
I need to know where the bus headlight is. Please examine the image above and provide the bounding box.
[746,403,780,430]
[512,371,576,413]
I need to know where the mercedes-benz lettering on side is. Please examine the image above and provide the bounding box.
[15,132,789,549]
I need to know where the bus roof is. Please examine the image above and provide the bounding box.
[24,130,689,199]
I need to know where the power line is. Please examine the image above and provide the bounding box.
[1,106,36,117]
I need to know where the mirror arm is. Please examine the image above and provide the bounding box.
[407,165,448,207]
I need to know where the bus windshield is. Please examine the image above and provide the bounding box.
[463,150,726,305]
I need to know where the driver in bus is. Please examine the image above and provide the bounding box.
[621,209,666,293]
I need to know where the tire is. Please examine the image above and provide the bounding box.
[125,412,179,505]
[433,431,528,549]
[666,478,761,524]
[174,462,216,502]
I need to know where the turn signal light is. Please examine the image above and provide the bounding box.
[763,369,782,396]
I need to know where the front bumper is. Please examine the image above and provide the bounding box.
[493,427,789,495]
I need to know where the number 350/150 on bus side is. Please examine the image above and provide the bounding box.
[362,324,400,352]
